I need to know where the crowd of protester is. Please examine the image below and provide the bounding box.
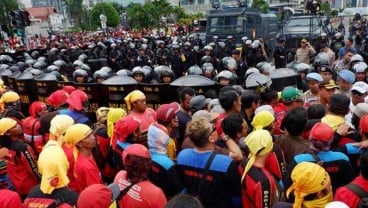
[1,18,368,207]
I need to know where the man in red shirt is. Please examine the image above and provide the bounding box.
[114,144,167,208]
[334,152,368,207]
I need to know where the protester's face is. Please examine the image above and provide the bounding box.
[320,72,332,81]
[308,80,319,93]
[344,52,353,62]
[351,90,366,106]
[181,94,193,111]
[170,115,179,128]
[319,88,335,102]
[7,123,23,136]
[240,119,248,138]
[356,72,366,82]
[133,98,147,112]
[78,133,96,149]
[337,78,352,92]
[234,95,242,113]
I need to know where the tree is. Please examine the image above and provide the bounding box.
[111,2,125,14]
[90,2,120,28]
[64,0,83,27]
[0,0,18,33]
[252,0,269,13]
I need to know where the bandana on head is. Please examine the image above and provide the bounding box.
[111,116,140,149]
[66,89,88,111]
[47,90,69,108]
[251,111,275,130]
[147,123,169,154]
[49,115,74,142]
[28,101,47,118]
[286,162,332,208]
[96,107,110,124]
[63,124,93,160]
[0,118,17,135]
[38,140,69,194]
[241,129,273,183]
[124,90,145,111]
[0,91,19,112]
[107,108,126,138]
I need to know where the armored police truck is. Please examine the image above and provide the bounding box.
[205,7,278,48]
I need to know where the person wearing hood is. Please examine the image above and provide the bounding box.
[59,89,92,126]
[63,123,102,193]
[147,121,183,199]
[46,89,70,111]
[124,90,156,146]
[274,162,332,208]
[114,144,167,208]
[24,141,78,207]
[0,118,40,198]
[0,91,25,121]
[22,101,48,155]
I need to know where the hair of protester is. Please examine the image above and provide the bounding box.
[282,107,308,136]
[261,88,278,104]
[204,89,217,99]
[165,194,203,208]
[178,87,195,101]
[361,151,368,179]
[307,104,326,119]
[219,88,240,111]
[222,113,244,139]
[242,90,261,109]
[186,117,212,148]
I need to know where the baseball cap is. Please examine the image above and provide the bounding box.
[192,110,219,122]
[318,65,333,74]
[77,183,120,208]
[351,81,368,94]
[306,72,323,82]
[320,79,339,90]
[156,102,180,123]
[352,103,368,118]
[338,70,355,84]
[309,122,334,142]
[122,144,150,164]
[281,86,302,102]
[190,95,211,113]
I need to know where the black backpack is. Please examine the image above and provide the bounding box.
[345,183,368,208]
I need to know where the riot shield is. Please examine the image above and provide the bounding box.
[74,83,103,123]
[34,74,59,104]
[270,68,303,91]
[14,72,37,116]
[101,76,138,110]
[88,58,108,72]
[138,83,170,110]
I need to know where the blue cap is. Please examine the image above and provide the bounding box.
[306,72,323,82]
[338,70,356,84]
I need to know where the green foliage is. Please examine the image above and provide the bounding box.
[91,2,120,28]
[127,0,177,29]
[64,0,83,26]
[330,9,338,17]
[111,2,125,14]
[251,0,269,13]
[0,0,19,32]
[320,2,331,16]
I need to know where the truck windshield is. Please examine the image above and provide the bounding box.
[207,16,243,35]
[286,17,319,28]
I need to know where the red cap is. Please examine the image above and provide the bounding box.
[310,123,334,142]
[360,115,368,133]
[111,116,140,149]
[47,90,69,108]
[66,89,88,111]
[62,85,76,94]
[156,102,180,123]
[122,144,150,164]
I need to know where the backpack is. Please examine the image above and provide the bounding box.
[23,197,72,208]
[345,183,368,208]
